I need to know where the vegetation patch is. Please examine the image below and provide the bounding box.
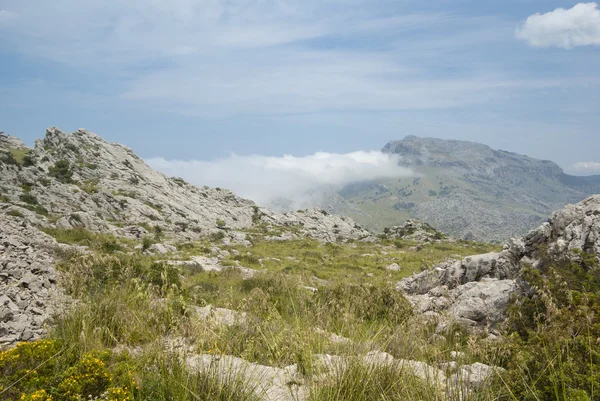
[49,160,74,184]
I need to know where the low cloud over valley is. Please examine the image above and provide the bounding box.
[147,151,412,210]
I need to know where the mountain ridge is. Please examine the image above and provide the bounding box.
[0,127,372,244]
[336,135,600,242]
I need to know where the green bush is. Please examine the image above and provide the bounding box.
[210,231,226,241]
[0,340,136,401]
[19,193,38,205]
[7,209,24,217]
[503,249,600,400]
[49,160,74,183]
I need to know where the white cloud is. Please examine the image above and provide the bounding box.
[572,161,600,173]
[516,2,600,49]
[0,0,552,117]
[0,9,17,22]
[146,151,412,209]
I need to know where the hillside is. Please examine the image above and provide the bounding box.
[0,128,371,244]
[338,135,600,242]
[2,127,600,401]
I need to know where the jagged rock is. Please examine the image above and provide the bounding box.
[382,219,446,242]
[145,243,177,255]
[0,127,372,244]
[0,214,68,347]
[121,225,149,239]
[451,362,505,390]
[397,195,600,332]
[0,132,27,150]
[261,208,373,243]
[166,256,258,279]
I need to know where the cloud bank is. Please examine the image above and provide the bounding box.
[572,161,600,174]
[147,151,412,209]
[516,2,600,49]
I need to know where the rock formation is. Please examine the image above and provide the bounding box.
[0,127,371,243]
[0,214,67,346]
[0,127,374,347]
[381,219,446,242]
[397,195,600,332]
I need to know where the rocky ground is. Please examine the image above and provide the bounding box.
[0,128,371,244]
[2,127,600,400]
[0,214,67,346]
[397,194,600,333]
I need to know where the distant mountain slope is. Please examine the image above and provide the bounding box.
[339,135,600,242]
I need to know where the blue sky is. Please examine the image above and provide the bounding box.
[0,0,599,175]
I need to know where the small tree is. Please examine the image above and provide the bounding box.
[49,160,73,183]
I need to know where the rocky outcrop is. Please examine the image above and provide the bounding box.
[0,132,27,150]
[0,128,371,243]
[0,214,66,346]
[184,349,500,401]
[397,195,600,331]
[262,208,373,243]
[382,219,446,242]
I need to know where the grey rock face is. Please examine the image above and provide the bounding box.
[0,132,27,150]
[382,219,446,242]
[398,195,600,331]
[0,127,371,244]
[0,214,66,347]
[261,208,373,243]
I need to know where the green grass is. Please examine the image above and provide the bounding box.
[3,226,593,401]
[40,227,135,253]
[220,237,498,283]
[8,148,30,165]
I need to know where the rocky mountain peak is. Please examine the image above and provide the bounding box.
[383,136,564,178]
[0,127,372,244]
[0,131,27,150]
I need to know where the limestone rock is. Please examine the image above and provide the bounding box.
[0,127,372,244]
[0,214,68,347]
[398,195,600,331]
[192,305,248,327]
[382,219,446,242]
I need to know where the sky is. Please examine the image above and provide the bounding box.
[0,0,599,188]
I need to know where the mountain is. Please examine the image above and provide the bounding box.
[0,128,371,244]
[3,127,600,400]
[337,135,600,242]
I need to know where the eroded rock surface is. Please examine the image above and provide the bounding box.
[398,195,600,331]
[0,215,65,346]
[382,219,446,242]
[0,128,371,244]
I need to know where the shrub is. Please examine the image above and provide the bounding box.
[80,179,99,194]
[7,209,24,217]
[209,231,226,241]
[142,236,154,252]
[503,249,600,400]
[22,155,35,167]
[49,160,74,183]
[0,340,137,401]
[19,193,38,205]
[216,219,226,228]
[153,226,163,242]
